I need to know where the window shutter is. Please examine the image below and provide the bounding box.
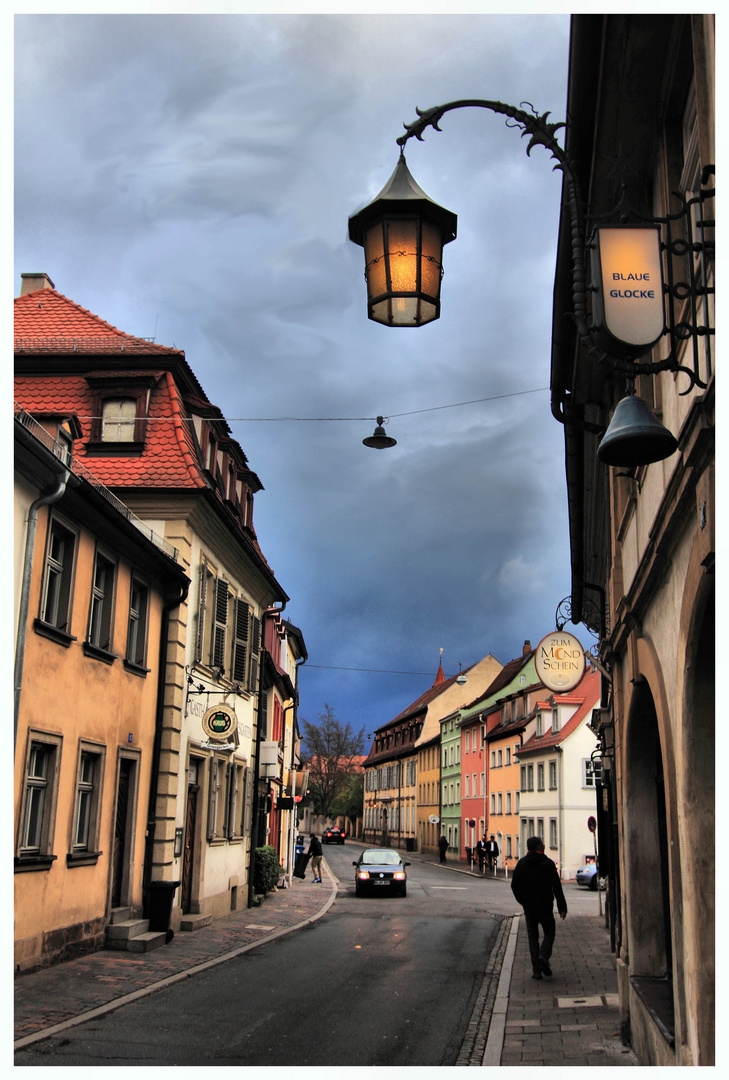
[225,762,237,838]
[212,579,229,671]
[232,599,250,684]
[196,565,208,663]
[243,766,254,836]
[248,614,261,693]
[207,758,218,840]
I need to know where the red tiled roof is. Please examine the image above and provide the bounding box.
[14,288,184,356]
[518,666,600,754]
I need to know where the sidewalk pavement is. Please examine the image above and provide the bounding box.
[14,852,639,1066]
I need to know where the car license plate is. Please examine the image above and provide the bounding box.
[373,879,390,886]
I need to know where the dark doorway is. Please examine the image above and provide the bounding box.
[182,762,200,915]
[111,758,133,908]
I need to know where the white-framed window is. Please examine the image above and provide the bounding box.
[505,747,511,766]
[497,793,503,814]
[40,517,77,633]
[520,764,534,792]
[497,748,502,767]
[490,750,496,768]
[537,818,545,841]
[515,790,520,813]
[506,791,512,814]
[101,399,137,442]
[17,731,63,866]
[549,818,558,850]
[490,793,496,814]
[549,759,558,789]
[583,758,602,787]
[506,835,513,858]
[552,710,559,734]
[537,763,545,791]
[207,756,228,840]
[465,774,471,797]
[536,712,543,737]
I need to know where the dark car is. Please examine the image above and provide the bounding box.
[353,848,409,896]
[323,826,345,844]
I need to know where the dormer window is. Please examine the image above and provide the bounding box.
[102,399,136,442]
[85,373,158,452]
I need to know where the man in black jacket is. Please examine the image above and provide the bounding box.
[511,836,568,979]
[308,833,323,882]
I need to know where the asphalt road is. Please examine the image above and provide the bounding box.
[15,842,509,1067]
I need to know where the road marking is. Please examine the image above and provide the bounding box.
[430,886,468,890]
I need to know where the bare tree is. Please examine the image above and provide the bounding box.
[300,705,365,817]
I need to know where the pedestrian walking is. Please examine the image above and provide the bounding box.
[486,834,499,870]
[438,835,448,863]
[510,835,568,980]
[308,832,323,882]
[476,837,486,873]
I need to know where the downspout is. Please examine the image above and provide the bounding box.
[287,651,307,887]
[14,471,69,752]
[142,579,190,915]
[248,602,286,908]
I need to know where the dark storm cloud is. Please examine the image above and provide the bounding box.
[14,11,576,733]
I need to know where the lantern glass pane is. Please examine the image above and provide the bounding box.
[386,219,420,294]
[364,223,387,301]
[420,220,443,298]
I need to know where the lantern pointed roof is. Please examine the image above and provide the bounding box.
[348,152,457,246]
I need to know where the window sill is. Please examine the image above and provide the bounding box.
[66,851,103,867]
[83,642,118,664]
[629,975,675,1048]
[33,620,76,648]
[124,659,150,677]
[85,441,145,455]
[15,854,57,873]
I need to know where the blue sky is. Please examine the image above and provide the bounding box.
[14,8,584,738]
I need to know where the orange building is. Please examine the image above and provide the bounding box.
[14,407,189,971]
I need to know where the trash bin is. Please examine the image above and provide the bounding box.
[295,835,306,858]
[293,853,310,879]
[147,880,181,936]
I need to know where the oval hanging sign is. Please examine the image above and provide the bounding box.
[428,815,440,825]
[535,632,586,693]
[201,703,237,742]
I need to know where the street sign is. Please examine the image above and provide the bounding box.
[588,815,597,833]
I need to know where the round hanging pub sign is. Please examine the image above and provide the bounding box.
[201,703,237,742]
[535,632,586,693]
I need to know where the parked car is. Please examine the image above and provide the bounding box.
[323,826,345,844]
[575,862,604,890]
[353,848,409,897]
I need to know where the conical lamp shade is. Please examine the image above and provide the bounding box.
[363,417,397,449]
[597,394,678,467]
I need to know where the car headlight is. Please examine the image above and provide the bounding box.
[357,871,370,880]
[393,872,405,880]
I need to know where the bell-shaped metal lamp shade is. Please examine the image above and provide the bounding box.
[348,154,457,327]
[363,417,397,449]
[597,392,678,467]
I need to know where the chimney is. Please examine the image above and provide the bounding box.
[523,640,531,656]
[20,273,55,297]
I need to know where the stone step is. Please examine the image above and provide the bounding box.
[125,931,168,953]
[108,906,134,924]
[105,918,150,942]
[180,913,212,932]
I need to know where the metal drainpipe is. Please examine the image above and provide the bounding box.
[248,603,286,908]
[14,471,69,752]
[142,580,190,916]
[286,651,307,887]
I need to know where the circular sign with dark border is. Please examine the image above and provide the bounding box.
[535,631,586,692]
[201,703,237,742]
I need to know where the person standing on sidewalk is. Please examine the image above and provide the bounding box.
[308,833,323,882]
[476,837,486,873]
[486,835,499,870]
[510,835,567,980]
[438,835,448,863]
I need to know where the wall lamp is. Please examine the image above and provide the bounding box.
[349,99,714,467]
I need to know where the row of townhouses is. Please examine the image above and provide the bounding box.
[14,274,306,972]
[362,643,601,881]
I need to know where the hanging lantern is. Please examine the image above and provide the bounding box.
[363,416,397,449]
[348,153,457,327]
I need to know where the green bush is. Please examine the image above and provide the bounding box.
[253,845,284,894]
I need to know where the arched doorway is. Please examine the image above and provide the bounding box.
[624,680,672,978]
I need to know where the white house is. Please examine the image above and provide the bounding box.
[515,665,601,880]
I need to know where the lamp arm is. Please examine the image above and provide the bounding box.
[397,99,703,390]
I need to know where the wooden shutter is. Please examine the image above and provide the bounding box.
[196,564,208,663]
[248,614,261,693]
[232,599,250,684]
[212,579,229,671]
[243,766,254,837]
